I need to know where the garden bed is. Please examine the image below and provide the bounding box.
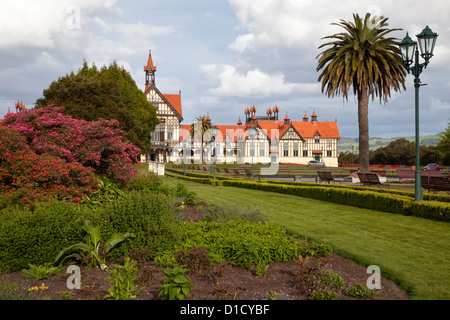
[0,206,408,301]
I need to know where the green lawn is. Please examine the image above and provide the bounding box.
[162,175,450,300]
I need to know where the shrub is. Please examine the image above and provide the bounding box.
[2,106,141,185]
[180,220,300,264]
[0,126,98,208]
[0,201,84,273]
[174,247,212,274]
[203,203,268,223]
[128,172,162,194]
[92,193,183,259]
[345,283,378,299]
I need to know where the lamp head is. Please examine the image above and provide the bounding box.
[399,32,416,68]
[416,25,438,64]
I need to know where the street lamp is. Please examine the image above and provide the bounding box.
[399,26,438,201]
[211,126,219,180]
[248,127,257,181]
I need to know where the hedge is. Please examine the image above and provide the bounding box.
[257,179,450,203]
[165,173,450,222]
[165,168,242,181]
[221,180,450,222]
[167,168,450,203]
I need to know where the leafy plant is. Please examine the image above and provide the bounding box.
[308,287,340,300]
[55,219,135,270]
[0,281,35,300]
[174,247,212,274]
[21,264,59,280]
[319,269,346,290]
[232,242,259,270]
[255,260,269,277]
[104,257,141,300]
[262,290,288,300]
[345,283,378,299]
[158,264,195,300]
[81,179,124,208]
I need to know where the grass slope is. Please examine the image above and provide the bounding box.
[162,176,450,300]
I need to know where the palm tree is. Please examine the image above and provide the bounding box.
[190,115,212,163]
[316,13,407,172]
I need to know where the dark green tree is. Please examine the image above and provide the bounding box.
[35,60,159,153]
[370,138,415,165]
[437,122,450,165]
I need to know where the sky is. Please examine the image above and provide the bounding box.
[0,0,449,139]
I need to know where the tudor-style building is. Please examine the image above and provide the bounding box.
[143,51,340,167]
[179,108,340,167]
[143,51,183,162]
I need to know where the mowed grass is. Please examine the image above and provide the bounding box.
[162,176,450,300]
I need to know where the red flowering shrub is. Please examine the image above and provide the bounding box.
[0,126,98,207]
[2,106,141,184]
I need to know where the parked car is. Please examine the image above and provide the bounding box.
[308,160,326,167]
[422,163,442,171]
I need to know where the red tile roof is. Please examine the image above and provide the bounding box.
[179,119,340,142]
[163,93,182,118]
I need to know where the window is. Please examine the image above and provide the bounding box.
[293,142,299,157]
[327,140,332,148]
[167,125,174,141]
[315,135,320,143]
[303,150,308,157]
[259,141,265,157]
[249,141,255,157]
[327,150,332,157]
[152,124,165,142]
[283,142,289,157]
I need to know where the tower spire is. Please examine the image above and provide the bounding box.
[144,50,156,86]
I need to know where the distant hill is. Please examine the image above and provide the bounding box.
[338,134,441,154]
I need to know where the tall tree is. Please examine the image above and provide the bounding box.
[35,60,159,153]
[190,115,212,164]
[437,122,450,165]
[316,13,407,172]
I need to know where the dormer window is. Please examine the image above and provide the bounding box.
[315,134,320,144]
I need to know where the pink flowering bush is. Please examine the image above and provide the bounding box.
[0,126,98,208]
[2,106,141,185]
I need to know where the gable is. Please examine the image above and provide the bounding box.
[280,125,303,141]
[145,85,183,121]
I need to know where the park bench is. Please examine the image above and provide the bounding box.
[397,169,415,183]
[421,176,450,194]
[357,172,390,188]
[317,171,340,184]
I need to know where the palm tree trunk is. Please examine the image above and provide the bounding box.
[358,88,370,172]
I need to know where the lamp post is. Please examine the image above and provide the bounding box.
[211,126,219,180]
[248,127,257,181]
[399,26,438,201]
[182,141,187,176]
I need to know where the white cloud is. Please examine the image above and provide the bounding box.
[200,64,320,98]
[200,64,307,98]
